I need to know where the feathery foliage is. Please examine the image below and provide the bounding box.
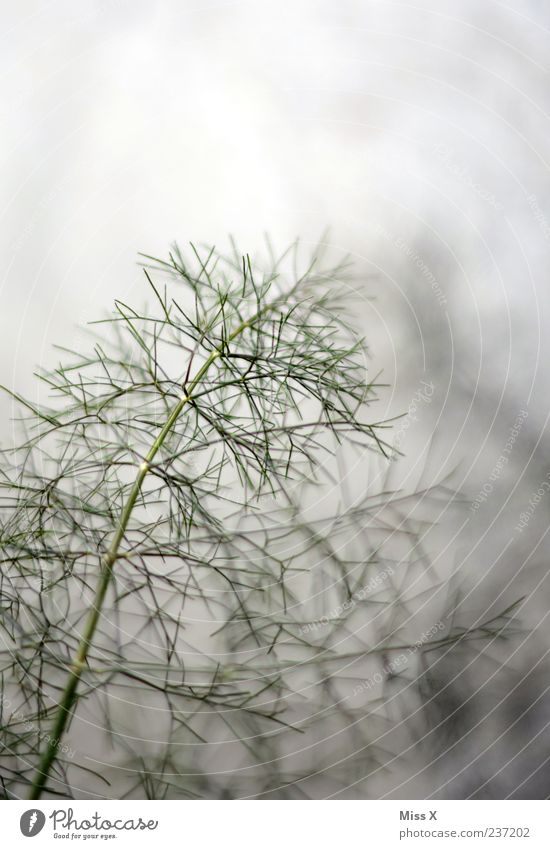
[0,241,519,799]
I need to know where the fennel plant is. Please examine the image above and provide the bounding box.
[0,241,517,800]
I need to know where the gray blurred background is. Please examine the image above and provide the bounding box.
[2,0,550,798]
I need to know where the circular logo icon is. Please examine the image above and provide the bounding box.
[20,810,46,837]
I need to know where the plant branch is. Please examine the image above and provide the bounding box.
[28,314,258,798]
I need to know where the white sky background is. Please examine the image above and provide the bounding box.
[1,0,549,499]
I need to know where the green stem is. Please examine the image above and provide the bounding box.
[28,318,252,799]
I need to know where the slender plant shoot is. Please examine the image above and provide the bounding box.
[0,242,517,800]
